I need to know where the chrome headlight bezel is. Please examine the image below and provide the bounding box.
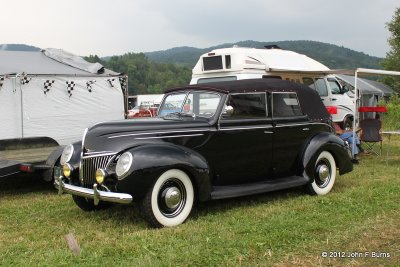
[115,152,133,179]
[60,144,74,165]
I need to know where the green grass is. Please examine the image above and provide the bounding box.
[1,137,399,266]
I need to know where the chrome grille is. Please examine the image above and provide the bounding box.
[80,155,114,188]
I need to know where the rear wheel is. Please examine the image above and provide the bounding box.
[306,151,336,195]
[141,169,194,228]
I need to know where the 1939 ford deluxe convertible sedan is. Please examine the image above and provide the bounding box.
[55,79,353,228]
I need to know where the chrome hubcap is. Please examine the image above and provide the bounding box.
[158,178,187,218]
[315,159,331,188]
[163,187,182,209]
[317,165,330,181]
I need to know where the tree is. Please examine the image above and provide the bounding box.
[381,7,400,93]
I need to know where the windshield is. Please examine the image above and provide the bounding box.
[158,91,222,118]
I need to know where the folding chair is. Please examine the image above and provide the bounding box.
[359,118,382,156]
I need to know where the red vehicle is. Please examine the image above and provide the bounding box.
[127,103,158,118]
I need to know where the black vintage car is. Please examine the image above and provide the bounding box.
[55,79,353,228]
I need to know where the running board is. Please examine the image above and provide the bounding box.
[211,176,310,200]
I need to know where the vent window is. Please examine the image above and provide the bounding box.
[225,55,231,69]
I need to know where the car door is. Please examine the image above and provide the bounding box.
[271,92,312,177]
[199,92,273,185]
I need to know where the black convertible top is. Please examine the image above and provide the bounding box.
[166,79,331,121]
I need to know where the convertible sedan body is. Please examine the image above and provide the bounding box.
[55,79,353,227]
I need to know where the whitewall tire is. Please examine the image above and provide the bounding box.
[306,151,336,195]
[141,169,194,228]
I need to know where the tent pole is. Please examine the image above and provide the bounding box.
[19,74,24,138]
[351,70,358,159]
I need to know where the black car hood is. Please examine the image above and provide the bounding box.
[83,118,212,154]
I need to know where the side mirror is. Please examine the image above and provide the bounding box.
[222,105,234,117]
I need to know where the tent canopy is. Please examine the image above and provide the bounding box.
[336,74,394,96]
[0,49,119,76]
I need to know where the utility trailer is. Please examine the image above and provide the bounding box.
[0,49,127,180]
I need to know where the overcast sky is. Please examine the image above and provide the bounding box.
[1,0,398,57]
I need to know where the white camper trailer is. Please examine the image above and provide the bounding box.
[0,49,127,179]
[190,46,355,129]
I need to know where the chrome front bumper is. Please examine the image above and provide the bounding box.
[54,172,133,205]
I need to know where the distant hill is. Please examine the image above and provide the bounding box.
[145,40,383,69]
[0,44,41,52]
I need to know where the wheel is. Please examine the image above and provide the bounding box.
[306,151,336,195]
[342,116,353,131]
[141,169,194,228]
[72,195,112,211]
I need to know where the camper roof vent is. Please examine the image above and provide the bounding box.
[264,45,281,50]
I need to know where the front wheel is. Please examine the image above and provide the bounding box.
[72,195,113,211]
[141,169,194,228]
[306,151,336,195]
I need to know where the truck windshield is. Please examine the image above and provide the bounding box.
[159,91,222,118]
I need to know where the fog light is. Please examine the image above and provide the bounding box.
[63,163,73,178]
[96,169,106,184]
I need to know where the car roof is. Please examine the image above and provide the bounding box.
[166,79,331,121]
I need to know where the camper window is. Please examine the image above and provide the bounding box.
[314,78,328,97]
[203,56,223,71]
[327,78,342,94]
[225,55,231,69]
[302,77,314,87]
[197,76,237,84]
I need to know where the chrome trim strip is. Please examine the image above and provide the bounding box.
[135,134,204,140]
[107,122,328,139]
[274,122,328,128]
[55,176,132,204]
[108,129,212,139]
[84,151,116,155]
[82,152,117,159]
[220,125,274,131]
[79,128,88,183]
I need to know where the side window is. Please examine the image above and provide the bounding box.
[184,92,221,118]
[314,78,328,96]
[272,93,303,117]
[327,79,341,94]
[222,93,267,120]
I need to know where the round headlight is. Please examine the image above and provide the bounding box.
[96,169,106,184]
[63,163,73,178]
[116,152,133,179]
[60,144,74,165]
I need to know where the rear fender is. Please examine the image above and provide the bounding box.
[301,132,353,180]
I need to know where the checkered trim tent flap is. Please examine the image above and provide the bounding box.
[86,80,96,92]
[107,78,115,87]
[20,75,31,85]
[66,81,75,97]
[43,80,55,94]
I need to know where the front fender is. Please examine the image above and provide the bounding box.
[301,132,353,180]
[117,144,211,201]
[44,141,82,182]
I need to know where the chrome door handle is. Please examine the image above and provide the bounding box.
[302,128,310,131]
[264,131,273,134]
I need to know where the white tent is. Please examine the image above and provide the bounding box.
[0,49,127,145]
